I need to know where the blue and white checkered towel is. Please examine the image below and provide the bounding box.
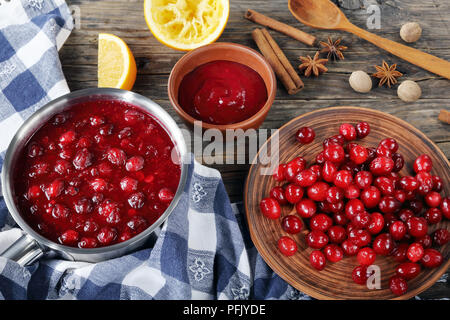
[0,0,307,300]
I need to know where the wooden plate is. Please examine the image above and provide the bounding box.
[244,106,449,300]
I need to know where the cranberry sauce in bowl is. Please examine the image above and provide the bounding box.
[178,60,268,125]
[14,99,181,248]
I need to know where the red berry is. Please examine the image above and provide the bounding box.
[128,192,145,209]
[328,225,346,243]
[373,233,394,255]
[378,196,401,214]
[349,145,368,164]
[339,123,357,141]
[357,247,376,266]
[389,221,407,241]
[352,265,369,285]
[370,156,394,176]
[392,243,409,262]
[367,212,384,235]
[323,244,344,262]
[106,148,127,166]
[306,182,329,202]
[281,215,303,234]
[342,240,359,256]
[345,199,365,220]
[273,164,286,182]
[296,199,316,218]
[432,175,443,192]
[260,198,281,219]
[398,209,414,223]
[89,178,107,192]
[425,191,442,208]
[59,230,79,245]
[374,177,394,196]
[406,217,428,238]
[424,208,442,224]
[294,169,318,187]
[334,170,353,189]
[348,229,371,247]
[285,184,304,204]
[326,186,344,204]
[323,144,345,163]
[306,230,329,249]
[392,153,405,172]
[344,184,360,199]
[352,211,371,229]
[78,237,98,248]
[433,228,449,246]
[407,242,424,262]
[27,185,42,199]
[379,138,399,153]
[120,177,138,192]
[270,186,288,205]
[321,161,338,182]
[125,156,145,172]
[310,214,333,232]
[360,186,381,209]
[284,157,307,182]
[355,171,373,189]
[389,275,407,296]
[421,248,443,268]
[97,227,117,245]
[158,188,174,203]
[416,234,432,249]
[413,154,432,173]
[278,236,297,256]
[356,122,370,139]
[59,130,77,145]
[310,250,326,270]
[441,197,450,219]
[296,127,315,144]
[45,179,64,199]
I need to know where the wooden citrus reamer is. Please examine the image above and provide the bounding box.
[288,0,450,79]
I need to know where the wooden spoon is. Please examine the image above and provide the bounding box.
[288,0,450,79]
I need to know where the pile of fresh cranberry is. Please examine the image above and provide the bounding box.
[260,122,449,296]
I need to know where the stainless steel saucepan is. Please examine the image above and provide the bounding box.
[0,88,188,266]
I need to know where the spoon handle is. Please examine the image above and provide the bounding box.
[342,24,450,79]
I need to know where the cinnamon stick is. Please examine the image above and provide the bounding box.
[252,28,303,95]
[261,28,304,91]
[245,9,316,46]
[438,109,450,124]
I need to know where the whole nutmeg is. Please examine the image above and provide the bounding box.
[400,22,422,43]
[349,71,372,93]
[397,80,421,102]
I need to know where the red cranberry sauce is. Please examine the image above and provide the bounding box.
[15,100,181,248]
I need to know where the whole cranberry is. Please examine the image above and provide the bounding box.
[339,123,356,141]
[365,147,377,164]
[270,186,288,205]
[273,164,287,182]
[158,188,174,203]
[128,192,145,209]
[406,217,428,238]
[344,184,360,200]
[424,208,442,224]
[281,215,303,234]
[333,212,348,226]
[307,182,329,202]
[323,144,345,163]
[416,171,434,193]
[413,154,432,173]
[392,243,409,262]
[322,161,338,182]
[374,177,394,196]
[345,199,365,220]
[349,145,368,164]
[355,171,373,189]
[278,236,298,256]
[421,248,443,268]
[378,196,401,214]
[389,221,407,240]
[406,199,424,215]
[407,243,424,262]
[361,186,381,209]
[370,156,394,176]
[432,175,443,192]
[260,198,281,219]
[106,148,127,166]
[329,201,344,214]
[323,134,345,147]
[328,225,347,244]
[294,169,318,187]
[296,199,316,218]
[356,121,370,139]
[309,165,322,180]
[441,197,450,219]
[433,228,449,246]
[349,229,371,247]
[357,247,376,266]
[284,157,306,182]
[323,244,344,262]
[389,275,407,296]
[394,190,406,203]
[296,127,315,144]
[285,184,304,204]
[59,230,79,245]
[342,240,359,256]
[334,170,353,189]
[353,211,371,229]
[310,250,326,271]
[373,233,395,256]
[326,186,344,204]
[376,145,393,158]
[391,153,405,172]
[125,156,145,172]
[306,230,329,249]
[97,227,117,245]
[78,237,98,248]
[367,212,384,235]
[315,151,325,165]
[379,138,399,153]
[425,191,442,208]
[416,234,432,249]
[352,265,370,285]
[310,214,333,232]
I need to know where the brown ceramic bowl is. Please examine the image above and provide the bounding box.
[168,42,277,131]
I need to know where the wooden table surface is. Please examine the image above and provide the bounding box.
[62,0,449,299]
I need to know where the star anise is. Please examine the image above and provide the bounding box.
[299,51,328,77]
[372,60,403,88]
[319,37,348,60]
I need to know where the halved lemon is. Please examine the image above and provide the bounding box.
[144,0,230,51]
[98,33,137,90]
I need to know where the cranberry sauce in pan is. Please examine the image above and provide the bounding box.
[15,100,181,248]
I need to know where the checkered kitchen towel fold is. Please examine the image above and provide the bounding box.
[0,0,308,300]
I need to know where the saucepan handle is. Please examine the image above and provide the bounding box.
[0,234,44,266]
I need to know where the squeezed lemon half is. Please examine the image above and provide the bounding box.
[144,0,230,51]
